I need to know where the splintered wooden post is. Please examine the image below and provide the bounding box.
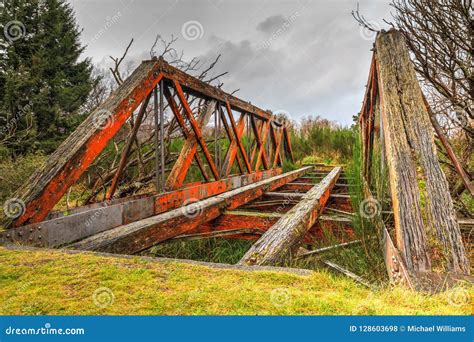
[239,167,341,266]
[375,30,469,274]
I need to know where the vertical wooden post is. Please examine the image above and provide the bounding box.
[375,30,469,274]
[153,85,160,192]
[159,79,165,192]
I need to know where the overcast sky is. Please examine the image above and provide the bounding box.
[69,0,392,126]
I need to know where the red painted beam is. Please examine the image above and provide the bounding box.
[69,167,312,254]
[11,62,164,227]
[2,169,283,247]
[173,80,220,180]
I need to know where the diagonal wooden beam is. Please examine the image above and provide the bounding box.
[282,126,294,163]
[162,86,210,184]
[166,98,216,190]
[239,167,341,266]
[225,100,252,173]
[173,80,220,180]
[272,128,283,167]
[422,95,474,196]
[248,119,263,168]
[220,107,246,176]
[254,118,271,170]
[7,62,164,227]
[106,93,153,200]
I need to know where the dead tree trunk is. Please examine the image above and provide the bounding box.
[239,167,341,266]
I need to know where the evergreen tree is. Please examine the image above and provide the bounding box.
[0,0,95,154]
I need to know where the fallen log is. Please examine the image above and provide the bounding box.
[239,167,341,266]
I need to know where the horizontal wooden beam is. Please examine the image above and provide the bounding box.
[0,169,282,247]
[157,58,273,121]
[68,167,312,254]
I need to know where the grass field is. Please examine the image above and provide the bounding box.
[0,247,471,315]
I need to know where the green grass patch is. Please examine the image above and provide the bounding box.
[0,247,471,315]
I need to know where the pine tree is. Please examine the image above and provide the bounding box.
[0,0,95,154]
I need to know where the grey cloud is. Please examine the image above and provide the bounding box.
[256,15,287,33]
[70,0,392,126]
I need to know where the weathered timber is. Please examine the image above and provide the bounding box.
[362,181,413,288]
[264,192,304,199]
[324,208,354,217]
[239,167,341,266]
[0,169,281,247]
[221,114,246,177]
[69,167,312,254]
[6,56,293,229]
[106,93,152,200]
[182,210,328,244]
[166,99,217,189]
[376,30,469,273]
[281,183,314,192]
[162,85,210,182]
[173,80,220,180]
[171,228,264,241]
[158,60,274,122]
[7,61,163,228]
[225,100,252,172]
[319,215,352,224]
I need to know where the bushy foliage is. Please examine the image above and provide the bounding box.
[291,115,356,164]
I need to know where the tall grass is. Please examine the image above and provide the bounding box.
[290,130,387,284]
[290,121,356,164]
[343,131,386,283]
[146,238,253,264]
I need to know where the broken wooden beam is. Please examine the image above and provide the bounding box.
[239,167,341,266]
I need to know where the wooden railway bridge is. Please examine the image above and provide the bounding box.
[1,30,471,286]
